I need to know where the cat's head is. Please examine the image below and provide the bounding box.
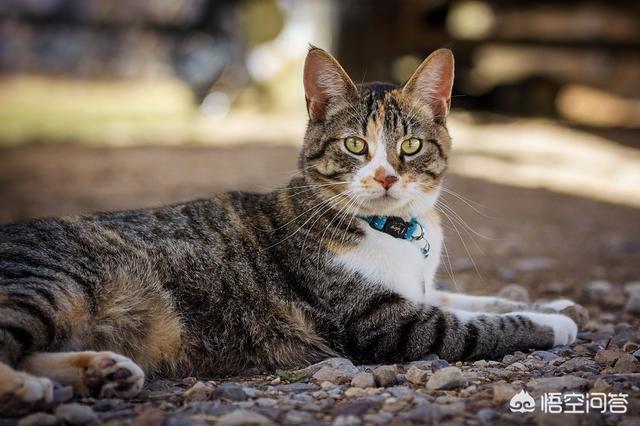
[300,47,454,218]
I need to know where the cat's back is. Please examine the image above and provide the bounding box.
[1,191,270,249]
[0,191,280,308]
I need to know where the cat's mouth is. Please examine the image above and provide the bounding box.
[359,192,411,214]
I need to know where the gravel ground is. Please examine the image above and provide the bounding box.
[1,143,639,425]
[6,283,640,426]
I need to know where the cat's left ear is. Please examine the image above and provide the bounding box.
[304,47,357,122]
[402,49,454,119]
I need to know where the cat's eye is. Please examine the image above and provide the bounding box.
[344,137,367,155]
[400,138,422,156]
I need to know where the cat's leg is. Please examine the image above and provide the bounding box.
[20,351,145,398]
[426,290,529,313]
[0,275,144,415]
[446,308,578,347]
[426,290,578,314]
[341,288,579,363]
[0,351,144,416]
[0,275,67,416]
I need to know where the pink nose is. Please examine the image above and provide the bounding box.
[374,173,398,190]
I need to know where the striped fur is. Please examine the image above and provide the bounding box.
[0,48,577,415]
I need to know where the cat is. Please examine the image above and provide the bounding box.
[0,47,581,416]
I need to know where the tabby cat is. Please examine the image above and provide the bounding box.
[0,47,580,416]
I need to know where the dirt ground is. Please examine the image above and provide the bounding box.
[2,141,640,425]
[1,142,638,298]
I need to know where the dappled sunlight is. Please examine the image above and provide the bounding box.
[448,114,640,207]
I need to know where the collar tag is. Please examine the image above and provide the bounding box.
[360,215,430,258]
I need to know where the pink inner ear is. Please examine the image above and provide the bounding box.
[303,53,332,121]
[305,95,326,121]
[404,49,454,119]
[430,96,451,119]
[303,49,356,122]
[422,65,453,118]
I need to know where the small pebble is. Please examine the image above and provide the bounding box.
[216,409,271,425]
[181,377,197,387]
[492,383,517,403]
[54,404,97,425]
[344,387,368,398]
[314,366,354,384]
[52,386,73,405]
[387,386,412,398]
[591,378,612,393]
[405,366,429,385]
[255,398,277,407]
[372,365,397,387]
[559,357,599,373]
[183,381,211,401]
[624,292,640,314]
[497,283,530,302]
[613,353,640,373]
[477,408,498,424]
[549,346,575,356]
[333,415,362,426]
[579,280,612,304]
[527,375,589,392]
[18,413,60,426]
[430,359,449,370]
[284,410,313,423]
[531,351,558,361]
[426,367,466,390]
[350,372,376,388]
[269,377,281,385]
[595,349,626,366]
[502,354,518,364]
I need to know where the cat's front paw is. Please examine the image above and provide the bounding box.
[548,314,579,346]
[84,352,145,398]
[542,299,575,311]
[514,312,578,346]
[541,299,589,328]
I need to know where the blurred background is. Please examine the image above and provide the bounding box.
[1,0,639,298]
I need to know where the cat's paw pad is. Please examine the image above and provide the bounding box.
[542,299,589,328]
[0,371,54,416]
[84,352,144,398]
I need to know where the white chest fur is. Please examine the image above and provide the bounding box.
[332,215,443,302]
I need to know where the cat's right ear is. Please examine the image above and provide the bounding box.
[303,47,357,122]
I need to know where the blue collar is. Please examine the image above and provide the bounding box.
[360,215,430,257]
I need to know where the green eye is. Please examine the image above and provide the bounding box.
[344,137,367,155]
[400,138,422,155]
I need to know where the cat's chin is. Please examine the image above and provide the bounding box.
[358,196,413,217]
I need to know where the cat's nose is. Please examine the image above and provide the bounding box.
[374,173,399,190]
